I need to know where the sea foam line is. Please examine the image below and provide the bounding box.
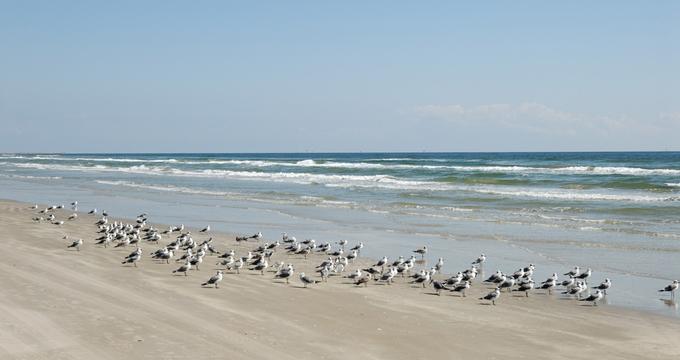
[6,162,679,202]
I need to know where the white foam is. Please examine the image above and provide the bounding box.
[3,155,680,176]
[0,174,62,180]
[5,162,679,202]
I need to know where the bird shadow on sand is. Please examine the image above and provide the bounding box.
[478,303,494,306]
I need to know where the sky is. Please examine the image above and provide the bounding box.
[0,1,678,153]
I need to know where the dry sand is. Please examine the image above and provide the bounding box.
[0,199,678,360]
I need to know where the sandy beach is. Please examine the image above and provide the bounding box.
[0,199,678,360]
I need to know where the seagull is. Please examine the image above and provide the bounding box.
[659,280,679,299]
[375,268,397,285]
[413,246,427,259]
[484,270,504,283]
[575,268,592,284]
[592,278,612,295]
[564,266,580,277]
[537,278,556,294]
[30,204,38,209]
[480,287,501,305]
[274,265,294,284]
[200,225,211,233]
[451,281,471,297]
[444,272,464,287]
[327,248,343,257]
[88,208,97,215]
[189,254,204,270]
[391,256,405,267]
[156,250,174,264]
[68,213,77,220]
[411,271,431,288]
[431,280,448,295]
[374,256,388,269]
[228,258,244,274]
[472,253,486,266]
[580,290,604,306]
[250,259,269,275]
[561,275,575,288]
[337,240,348,249]
[513,280,535,297]
[434,257,444,272]
[345,269,362,280]
[299,272,319,288]
[122,252,141,267]
[350,242,363,253]
[562,281,587,299]
[202,271,224,288]
[67,238,83,251]
[172,261,192,276]
[498,277,516,292]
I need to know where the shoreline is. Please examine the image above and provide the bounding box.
[1,198,679,359]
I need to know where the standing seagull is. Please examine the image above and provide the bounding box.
[513,280,535,297]
[564,266,580,277]
[451,281,471,297]
[275,266,294,284]
[472,254,486,266]
[202,271,224,288]
[576,268,592,284]
[592,278,612,295]
[413,246,427,259]
[200,225,211,233]
[659,280,679,299]
[537,278,557,295]
[480,287,501,305]
[122,252,141,267]
[172,261,192,277]
[67,238,83,251]
[299,272,319,288]
[580,290,604,306]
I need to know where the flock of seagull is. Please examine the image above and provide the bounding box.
[31,202,680,306]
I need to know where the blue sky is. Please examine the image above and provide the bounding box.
[1,1,678,152]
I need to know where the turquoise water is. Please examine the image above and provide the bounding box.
[1,152,679,316]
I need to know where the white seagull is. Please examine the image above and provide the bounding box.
[202,271,224,288]
[480,287,501,305]
[659,280,679,299]
[580,290,604,306]
[299,272,319,288]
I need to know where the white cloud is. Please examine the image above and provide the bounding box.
[413,102,633,136]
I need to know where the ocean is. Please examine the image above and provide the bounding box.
[1,152,679,316]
